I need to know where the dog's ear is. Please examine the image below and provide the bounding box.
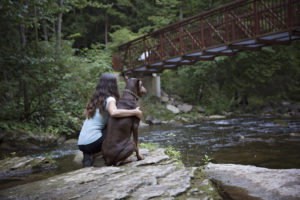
[136,79,141,89]
[122,72,129,83]
[124,76,129,83]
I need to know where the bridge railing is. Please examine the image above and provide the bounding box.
[113,0,300,74]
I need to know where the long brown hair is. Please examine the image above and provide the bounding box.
[84,73,120,119]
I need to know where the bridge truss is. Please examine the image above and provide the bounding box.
[112,0,300,76]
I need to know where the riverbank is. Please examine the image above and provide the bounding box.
[140,93,300,126]
[0,147,222,200]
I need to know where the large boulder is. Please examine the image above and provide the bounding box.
[166,104,180,114]
[0,156,57,178]
[0,130,58,150]
[203,163,300,200]
[0,148,221,200]
[161,96,169,103]
[178,103,193,113]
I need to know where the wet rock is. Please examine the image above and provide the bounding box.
[145,116,162,125]
[0,148,216,200]
[203,163,300,200]
[290,133,300,137]
[64,138,78,144]
[147,119,162,125]
[140,120,149,127]
[56,136,66,145]
[0,156,56,178]
[0,131,58,150]
[167,104,180,114]
[73,151,83,165]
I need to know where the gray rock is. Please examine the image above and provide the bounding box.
[56,136,66,145]
[161,96,169,102]
[208,115,225,119]
[73,151,83,165]
[0,148,196,200]
[290,133,300,137]
[161,90,169,98]
[139,120,149,127]
[282,101,291,106]
[148,119,162,125]
[196,106,205,113]
[173,100,182,106]
[0,156,57,178]
[64,138,78,144]
[0,131,58,150]
[203,163,300,200]
[166,104,180,114]
[178,103,193,113]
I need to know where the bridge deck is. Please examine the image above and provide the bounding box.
[112,0,300,76]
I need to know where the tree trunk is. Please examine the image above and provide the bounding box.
[179,6,183,20]
[20,24,26,48]
[42,21,48,41]
[209,0,214,9]
[56,0,63,50]
[105,14,108,49]
[34,5,39,47]
[19,24,30,121]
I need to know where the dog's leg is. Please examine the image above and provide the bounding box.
[133,118,144,160]
[114,140,135,166]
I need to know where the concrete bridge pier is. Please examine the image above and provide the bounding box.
[142,73,161,98]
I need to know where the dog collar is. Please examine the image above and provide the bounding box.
[124,89,139,101]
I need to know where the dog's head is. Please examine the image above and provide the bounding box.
[125,77,147,98]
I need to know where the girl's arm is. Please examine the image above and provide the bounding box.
[107,101,143,119]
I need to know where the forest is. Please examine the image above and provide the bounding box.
[1,0,299,137]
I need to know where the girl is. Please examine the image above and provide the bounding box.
[78,73,142,167]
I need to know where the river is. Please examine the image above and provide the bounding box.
[1,117,300,190]
[139,117,300,169]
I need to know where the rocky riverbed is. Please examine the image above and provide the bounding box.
[0,148,221,200]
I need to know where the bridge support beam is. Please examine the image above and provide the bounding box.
[143,73,161,98]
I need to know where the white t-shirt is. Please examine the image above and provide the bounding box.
[78,96,116,145]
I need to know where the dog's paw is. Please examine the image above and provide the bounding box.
[137,155,145,160]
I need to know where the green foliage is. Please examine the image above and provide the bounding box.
[165,146,183,168]
[140,143,159,151]
[1,0,299,138]
[165,146,181,161]
[140,95,175,121]
[202,154,212,165]
[109,28,141,49]
[161,41,300,115]
[10,152,17,157]
[43,152,53,160]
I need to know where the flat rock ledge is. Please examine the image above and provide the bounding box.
[0,148,220,200]
[203,163,300,200]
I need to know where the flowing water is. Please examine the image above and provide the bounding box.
[1,117,300,190]
[139,117,300,169]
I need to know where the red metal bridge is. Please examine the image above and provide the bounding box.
[112,0,300,76]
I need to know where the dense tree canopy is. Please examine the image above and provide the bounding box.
[0,0,299,135]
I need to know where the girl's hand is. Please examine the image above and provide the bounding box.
[135,107,143,119]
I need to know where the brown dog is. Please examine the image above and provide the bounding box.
[102,78,147,166]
